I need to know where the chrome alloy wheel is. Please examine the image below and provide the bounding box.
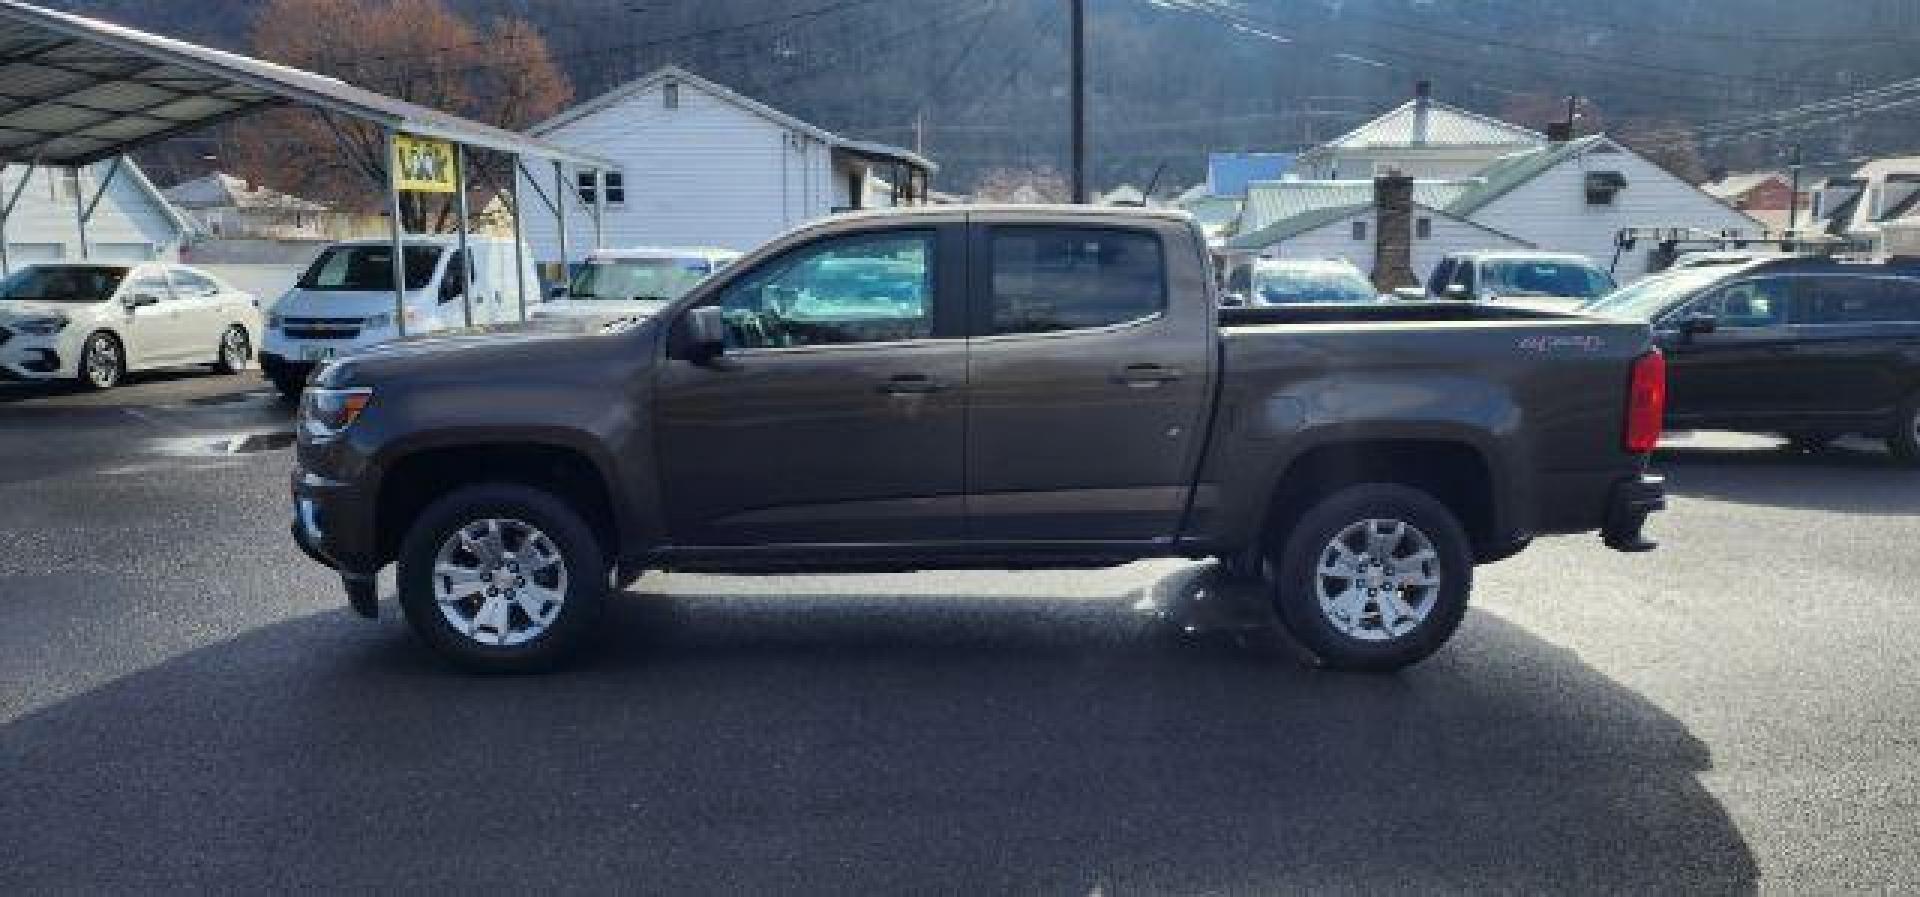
[84,334,120,387]
[432,518,569,647]
[221,326,250,369]
[1314,518,1442,642]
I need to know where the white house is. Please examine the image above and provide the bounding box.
[518,65,935,268]
[0,159,190,274]
[1811,156,1920,252]
[1294,82,1545,181]
[1229,102,1761,282]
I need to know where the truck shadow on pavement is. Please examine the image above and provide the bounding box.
[1660,443,1920,515]
[3,567,1757,894]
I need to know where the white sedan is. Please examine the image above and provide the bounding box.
[0,262,260,389]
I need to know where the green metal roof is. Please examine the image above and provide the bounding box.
[1442,135,1607,217]
[1226,202,1371,250]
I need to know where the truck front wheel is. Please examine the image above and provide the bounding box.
[396,483,609,673]
[1269,483,1473,672]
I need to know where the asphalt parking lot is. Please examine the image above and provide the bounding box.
[3,372,1917,893]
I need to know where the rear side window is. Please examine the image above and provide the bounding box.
[987,227,1165,335]
[1690,277,1790,329]
[1796,276,1920,324]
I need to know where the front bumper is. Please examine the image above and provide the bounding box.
[1601,472,1666,552]
[0,328,74,379]
[291,467,380,618]
[259,352,316,386]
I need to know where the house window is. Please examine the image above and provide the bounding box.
[577,171,598,206]
[663,81,680,109]
[604,172,626,207]
[1351,220,1368,241]
[1416,217,1433,239]
[1586,171,1627,205]
[51,168,84,202]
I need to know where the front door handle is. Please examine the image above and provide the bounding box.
[878,373,947,395]
[1114,363,1184,388]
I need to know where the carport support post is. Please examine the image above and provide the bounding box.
[453,143,473,328]
[1,163,37,276]
[552,160,569,294]
[384,128,408,338]
[509,154,528,321]
[72,166,89,260]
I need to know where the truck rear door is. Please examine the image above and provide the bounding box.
[963,218,1215,541]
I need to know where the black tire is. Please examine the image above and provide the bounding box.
[76,331,123,390]
[1890,392,1920,465]
[1269,483,1474,673]
[396,483,610,673]
[213,325,251,374]
[268,370,305,401]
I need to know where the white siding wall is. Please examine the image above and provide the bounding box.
[1471,143,1760,281]
[517,80,834,266]
[0,162,183,272]
[1262,210,1530,284]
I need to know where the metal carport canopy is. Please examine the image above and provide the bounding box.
[0,0,610,169]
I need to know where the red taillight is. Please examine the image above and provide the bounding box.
[1625,349,1666,454]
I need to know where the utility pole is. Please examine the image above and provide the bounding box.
[1070,0,1087,203]
[1787,143,1805,232]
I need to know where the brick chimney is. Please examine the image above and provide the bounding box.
[1412,80,1432,147]
[1373,172,1418,291]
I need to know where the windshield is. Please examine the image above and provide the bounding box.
[0,265,130,303]
[1252,267,1378,304]
[1481,260,1616,299]
[1582,268,1731,320]
[568,258,712,302]
[297,246,443,292]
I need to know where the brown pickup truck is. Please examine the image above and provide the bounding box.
[291,206,1666,673]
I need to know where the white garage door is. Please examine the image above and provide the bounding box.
[5,242,65,263]
[92,242,155,262]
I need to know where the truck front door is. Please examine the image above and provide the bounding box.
[963,222,1214,541]
[652,224,969,545]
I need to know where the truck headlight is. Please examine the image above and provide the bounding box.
[13,316,69,336]
[299,387,373,438]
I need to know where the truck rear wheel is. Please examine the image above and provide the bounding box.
[396,483,609,673]
[1269,483,1473,672]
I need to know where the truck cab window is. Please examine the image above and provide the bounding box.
[987,227,1165,334]
[1797,276,1920,325]
[711,231,934,349]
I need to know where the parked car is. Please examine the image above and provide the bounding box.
[1582,258,1920,461]
[290,206,1666,674]
[532,247,740,327]
[1223,258,1379,306]
[0,262,259,389]
[1427,251,1617,305]
[259,236,539,397]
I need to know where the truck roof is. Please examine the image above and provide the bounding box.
[828,203,1197,225]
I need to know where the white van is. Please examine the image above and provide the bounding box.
[259,235,538,396]
[532,246,740,327]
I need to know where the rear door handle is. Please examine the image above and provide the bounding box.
[878,373,948,395]
[1114,363,1184,388]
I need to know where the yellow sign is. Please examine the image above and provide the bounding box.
[392,134,457,194]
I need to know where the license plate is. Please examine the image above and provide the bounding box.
[301,346,337,362]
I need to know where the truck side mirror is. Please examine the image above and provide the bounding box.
[547,285,567,301]
[1681,313,1719,339]
[439,270,466,304]
[681,306,728,361]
